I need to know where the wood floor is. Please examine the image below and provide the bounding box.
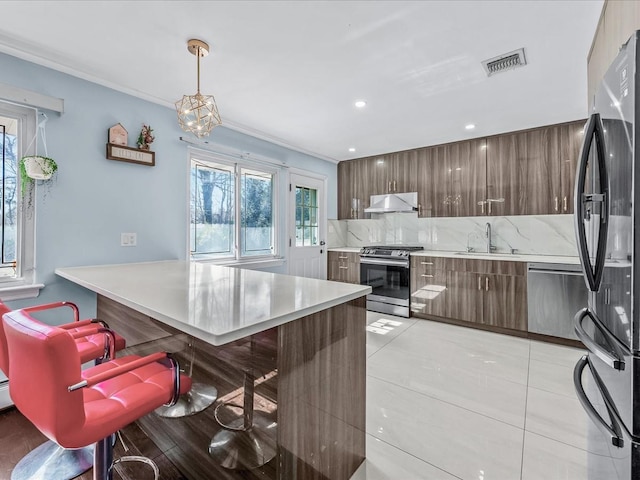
[0,331,279,480]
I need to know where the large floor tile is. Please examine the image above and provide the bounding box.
[528,358,577,398]
[525,386,611,455]
[368,345,527,428]
[530,340,585,368]
[367,376,523,480]
[377,327,530,386]
[349,435,461,480]
[366,312,417,358]
[521,431,619,480]
[409,319,531,359]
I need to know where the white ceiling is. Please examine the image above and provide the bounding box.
[0,1,603,162]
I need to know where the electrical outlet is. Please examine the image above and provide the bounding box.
[120,233,137,247]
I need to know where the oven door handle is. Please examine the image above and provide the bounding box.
[359,257,409,267]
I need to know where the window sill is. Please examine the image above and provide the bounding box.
[0,282,45,301]
[193,257,285,270]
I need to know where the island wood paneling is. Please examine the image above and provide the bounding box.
[278,296,366,480]
[96,293,366,480]
[97,295,174,347]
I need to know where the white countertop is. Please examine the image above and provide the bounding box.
[56,261,371,346]
[328,247,580,264]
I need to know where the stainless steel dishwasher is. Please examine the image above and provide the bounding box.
[527,263,588,341]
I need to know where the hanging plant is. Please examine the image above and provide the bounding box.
[19,155,58,196]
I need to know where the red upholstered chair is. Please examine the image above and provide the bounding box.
[0,300,127,480]
[0,300,126,372]
[3,308,191,480]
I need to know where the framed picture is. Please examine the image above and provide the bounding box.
[106,143,155,166]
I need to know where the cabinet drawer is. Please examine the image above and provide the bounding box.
[449,258,526,276]
[411,256,447,271]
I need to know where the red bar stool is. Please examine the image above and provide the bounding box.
[0,301,126,480]
[3,308,191,480]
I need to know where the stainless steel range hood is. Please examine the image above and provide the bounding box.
[364,192,418,213]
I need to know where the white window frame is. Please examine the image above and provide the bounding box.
[0,101,42,300]
[188,148,283,267]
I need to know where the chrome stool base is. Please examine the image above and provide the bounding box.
[155,382,217,418]
[208,411,277,470]
[11,441,93,480]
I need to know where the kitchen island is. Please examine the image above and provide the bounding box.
[56,260,370,480]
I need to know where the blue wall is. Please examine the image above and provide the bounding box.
[0,52,337,317]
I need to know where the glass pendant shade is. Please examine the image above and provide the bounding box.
[175,93,221,138]
[175,39,222,138]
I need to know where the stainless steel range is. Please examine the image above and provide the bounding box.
[359,245,424,317]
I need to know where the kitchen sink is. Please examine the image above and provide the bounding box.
[454,252,523,260]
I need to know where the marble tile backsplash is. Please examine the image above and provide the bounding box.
[328,213,578,257]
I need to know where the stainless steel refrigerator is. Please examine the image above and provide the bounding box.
[573,30,640,479]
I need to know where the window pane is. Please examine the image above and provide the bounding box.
[294,186,318,247]
[0,117,17,274]
[241,168,273,256]
[296,206,302,226]
[191,162,235,256]
[295,226,303,247]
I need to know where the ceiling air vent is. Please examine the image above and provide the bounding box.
[482,48,527,76]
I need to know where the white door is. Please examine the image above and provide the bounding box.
[288,171,327,279]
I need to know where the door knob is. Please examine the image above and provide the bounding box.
[320,240,326,246]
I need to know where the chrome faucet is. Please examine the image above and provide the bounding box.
[485,222,496,253]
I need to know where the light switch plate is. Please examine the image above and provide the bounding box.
[121,233,137,247]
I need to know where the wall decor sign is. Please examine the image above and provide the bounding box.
[106,143,155,166]
[106,123,155,166]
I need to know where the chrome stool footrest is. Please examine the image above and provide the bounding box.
[112,455,160,480]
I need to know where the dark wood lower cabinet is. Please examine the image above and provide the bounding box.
[445,271,481,323]
[410,257,447,317]
[482,273,527,331]
[327,251,360,284]
[413,257,528,333]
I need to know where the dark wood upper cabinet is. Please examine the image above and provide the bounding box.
[417,139,486,217]
[486,128,548,216]
[337,119,584,219]
[446,138,487,217]
[337,161,353,219]
[417,145,449,217]
[338,157,375,219]
[486,120,584,216]
[554,121,584,214]
[371,151,417,195]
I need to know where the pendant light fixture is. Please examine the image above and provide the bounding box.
[175,39,222,137]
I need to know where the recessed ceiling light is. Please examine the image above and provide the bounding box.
[465,124,476,130]
[348,147,356,152]
[354,100,367,108]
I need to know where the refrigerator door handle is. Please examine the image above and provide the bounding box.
[574,113,609,292]
[574,308,626,371]
[574,355,625,448]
